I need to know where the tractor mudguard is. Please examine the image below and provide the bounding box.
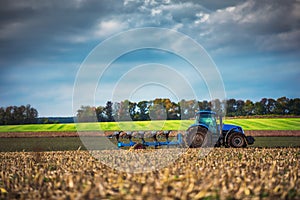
[224,128,236,145]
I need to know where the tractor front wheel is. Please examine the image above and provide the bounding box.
[227,132,246,148]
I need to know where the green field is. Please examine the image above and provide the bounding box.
[0,118,299,132]
[225,118,300,130]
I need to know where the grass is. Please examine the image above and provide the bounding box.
[225,118,300,130]
[0,123,77,132]
[0,118,299,132]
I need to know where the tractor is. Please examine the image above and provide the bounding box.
[186,110,255,148]
[113,110,254,149]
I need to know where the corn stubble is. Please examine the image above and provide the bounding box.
[0,148,299,200]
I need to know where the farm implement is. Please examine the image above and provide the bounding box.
[112,111,255,149]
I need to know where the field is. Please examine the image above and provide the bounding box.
[0,137,300,152]
[0,118,300,132]
[0,118,299,199]
[0,148,299,199]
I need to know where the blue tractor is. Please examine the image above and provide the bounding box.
[186,111,255,148]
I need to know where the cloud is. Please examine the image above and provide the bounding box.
[256,29,300,52]
[0,0,299,116]
[118,0,300,57]
[193,0,300,55]
[94,19,129,38]
[0,0,121,65]
[1,0,298,66]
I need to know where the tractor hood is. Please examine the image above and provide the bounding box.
[188,123,245,134]
[222,124,244,134]
[189,123,210,130]
[189,123,217,133]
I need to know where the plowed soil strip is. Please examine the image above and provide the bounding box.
[0,130,299,138]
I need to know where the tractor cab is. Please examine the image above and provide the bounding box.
[194,111,219,134]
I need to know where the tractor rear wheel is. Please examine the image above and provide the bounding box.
[227,132,246,148]
[186,126,210,148]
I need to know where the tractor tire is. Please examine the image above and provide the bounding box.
[227,132,246,148]
[214,140,221,147]
[246,136,255,145]
[131,143,146,150]
[186,126,209,148]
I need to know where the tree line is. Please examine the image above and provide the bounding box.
[1,97,298,125]
[76,97,300,122]
[0,105,38,125]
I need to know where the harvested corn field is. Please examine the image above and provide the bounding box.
[0,148,299,200]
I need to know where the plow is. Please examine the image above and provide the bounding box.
[113,130,184,149]
[111,111,255,149]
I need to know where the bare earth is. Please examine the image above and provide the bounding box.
[0,130,299,138]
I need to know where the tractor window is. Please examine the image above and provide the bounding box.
[196,113,217,128]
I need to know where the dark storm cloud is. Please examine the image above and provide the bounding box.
[0,0,124,65]
[227,0,299,36]
[172,0,243,11]
[189,0,300,56]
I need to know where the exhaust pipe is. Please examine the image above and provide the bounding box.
[219,115,223,136]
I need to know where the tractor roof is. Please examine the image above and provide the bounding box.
[196,110,216,115]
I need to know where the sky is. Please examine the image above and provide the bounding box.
[0,0,299,117]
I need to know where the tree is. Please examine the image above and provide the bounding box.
[95,106,106,122]
[236,100,245,116]
[16,105,26,124]
[27,105,38,124]
[129,101,138,121]
[137,101,150,121]
[211,99,223,116]
[151,98,180,120]
[179,99,199,120]
[253,98,267,115]
[289,98,300,115]
[105,101,114,122]
[149,102,167,120]
[0,105,38,125]
[226,99,237,117]
[244,100,254,116]
[266,98,276,114]
[4,106,13,125]
[198,100,211,111]
[114,100,132,121]
[0,107,5,125]
[76,105,97,122]
[167,101,180,120]
[275,97,289,115]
